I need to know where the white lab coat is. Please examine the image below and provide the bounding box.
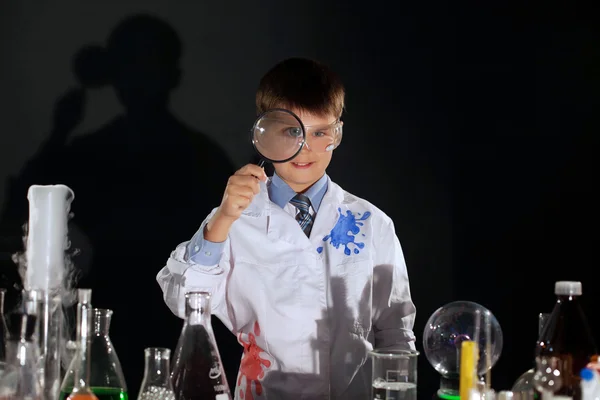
[157,177,416,400]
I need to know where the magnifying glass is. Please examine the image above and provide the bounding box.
[251,108,306,167]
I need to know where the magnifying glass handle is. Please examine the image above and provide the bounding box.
[250,159,266,181]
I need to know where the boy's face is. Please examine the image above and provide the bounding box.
[273,108,340,193]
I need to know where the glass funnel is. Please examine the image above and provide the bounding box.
[60,308,128,400]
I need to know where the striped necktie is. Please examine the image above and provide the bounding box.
[290,193,314,237]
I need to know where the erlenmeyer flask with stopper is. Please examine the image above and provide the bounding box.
[138,348,175,400]
[171,291,231,400]
[536,281,597,400]
[0,312,43,399]
[60,308,128,400]
[62,289,98,400]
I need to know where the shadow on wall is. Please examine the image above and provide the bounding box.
[0,13,240,395]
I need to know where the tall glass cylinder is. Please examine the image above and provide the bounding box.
[25,184,75,400]
[62,289,97,400]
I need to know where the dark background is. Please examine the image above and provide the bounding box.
[0,1,597,399]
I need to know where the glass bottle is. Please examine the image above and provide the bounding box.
[0,312,43,399]
[137,348,175,400]
[171,291,231,400]
[536,281,597,400]
[60,308,128,400]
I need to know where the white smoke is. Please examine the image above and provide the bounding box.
[12,208,83,371]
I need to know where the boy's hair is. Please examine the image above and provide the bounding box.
[256,57,345,118]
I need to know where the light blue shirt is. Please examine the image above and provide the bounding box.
[187,173,329,265]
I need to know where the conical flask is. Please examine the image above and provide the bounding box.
[137,348,175,400]
[60,308,128,400]
[171,291,231,400]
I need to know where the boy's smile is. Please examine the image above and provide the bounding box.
[290,162,314,169]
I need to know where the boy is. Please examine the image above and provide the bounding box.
[157,57,416,399]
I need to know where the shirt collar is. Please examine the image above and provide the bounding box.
[268,172,329,212]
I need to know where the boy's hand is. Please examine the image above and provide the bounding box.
[204,164,267,242]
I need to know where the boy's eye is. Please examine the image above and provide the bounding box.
[285,127,303,137]
[313,131,326,137]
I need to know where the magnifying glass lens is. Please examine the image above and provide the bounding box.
[252,110,305,162]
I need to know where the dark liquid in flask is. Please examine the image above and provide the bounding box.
[172,325,229,400]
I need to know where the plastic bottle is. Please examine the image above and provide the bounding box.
[536,281,598,400]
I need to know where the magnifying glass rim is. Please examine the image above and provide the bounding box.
[250,107,307,164]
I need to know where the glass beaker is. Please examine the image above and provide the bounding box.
[171,291,231,400]
[370,349,419,400]
[137,348,175,400]
[60,308,128,400]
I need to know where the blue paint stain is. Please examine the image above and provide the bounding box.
[317,246,323,254]
[321,208,372,255]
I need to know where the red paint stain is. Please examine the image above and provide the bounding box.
[237,321,271,400]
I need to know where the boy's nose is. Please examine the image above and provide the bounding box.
[301,141,314,152]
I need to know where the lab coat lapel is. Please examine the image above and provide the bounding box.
[246,178,303,247]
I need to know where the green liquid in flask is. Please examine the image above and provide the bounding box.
[59,388,128,400]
